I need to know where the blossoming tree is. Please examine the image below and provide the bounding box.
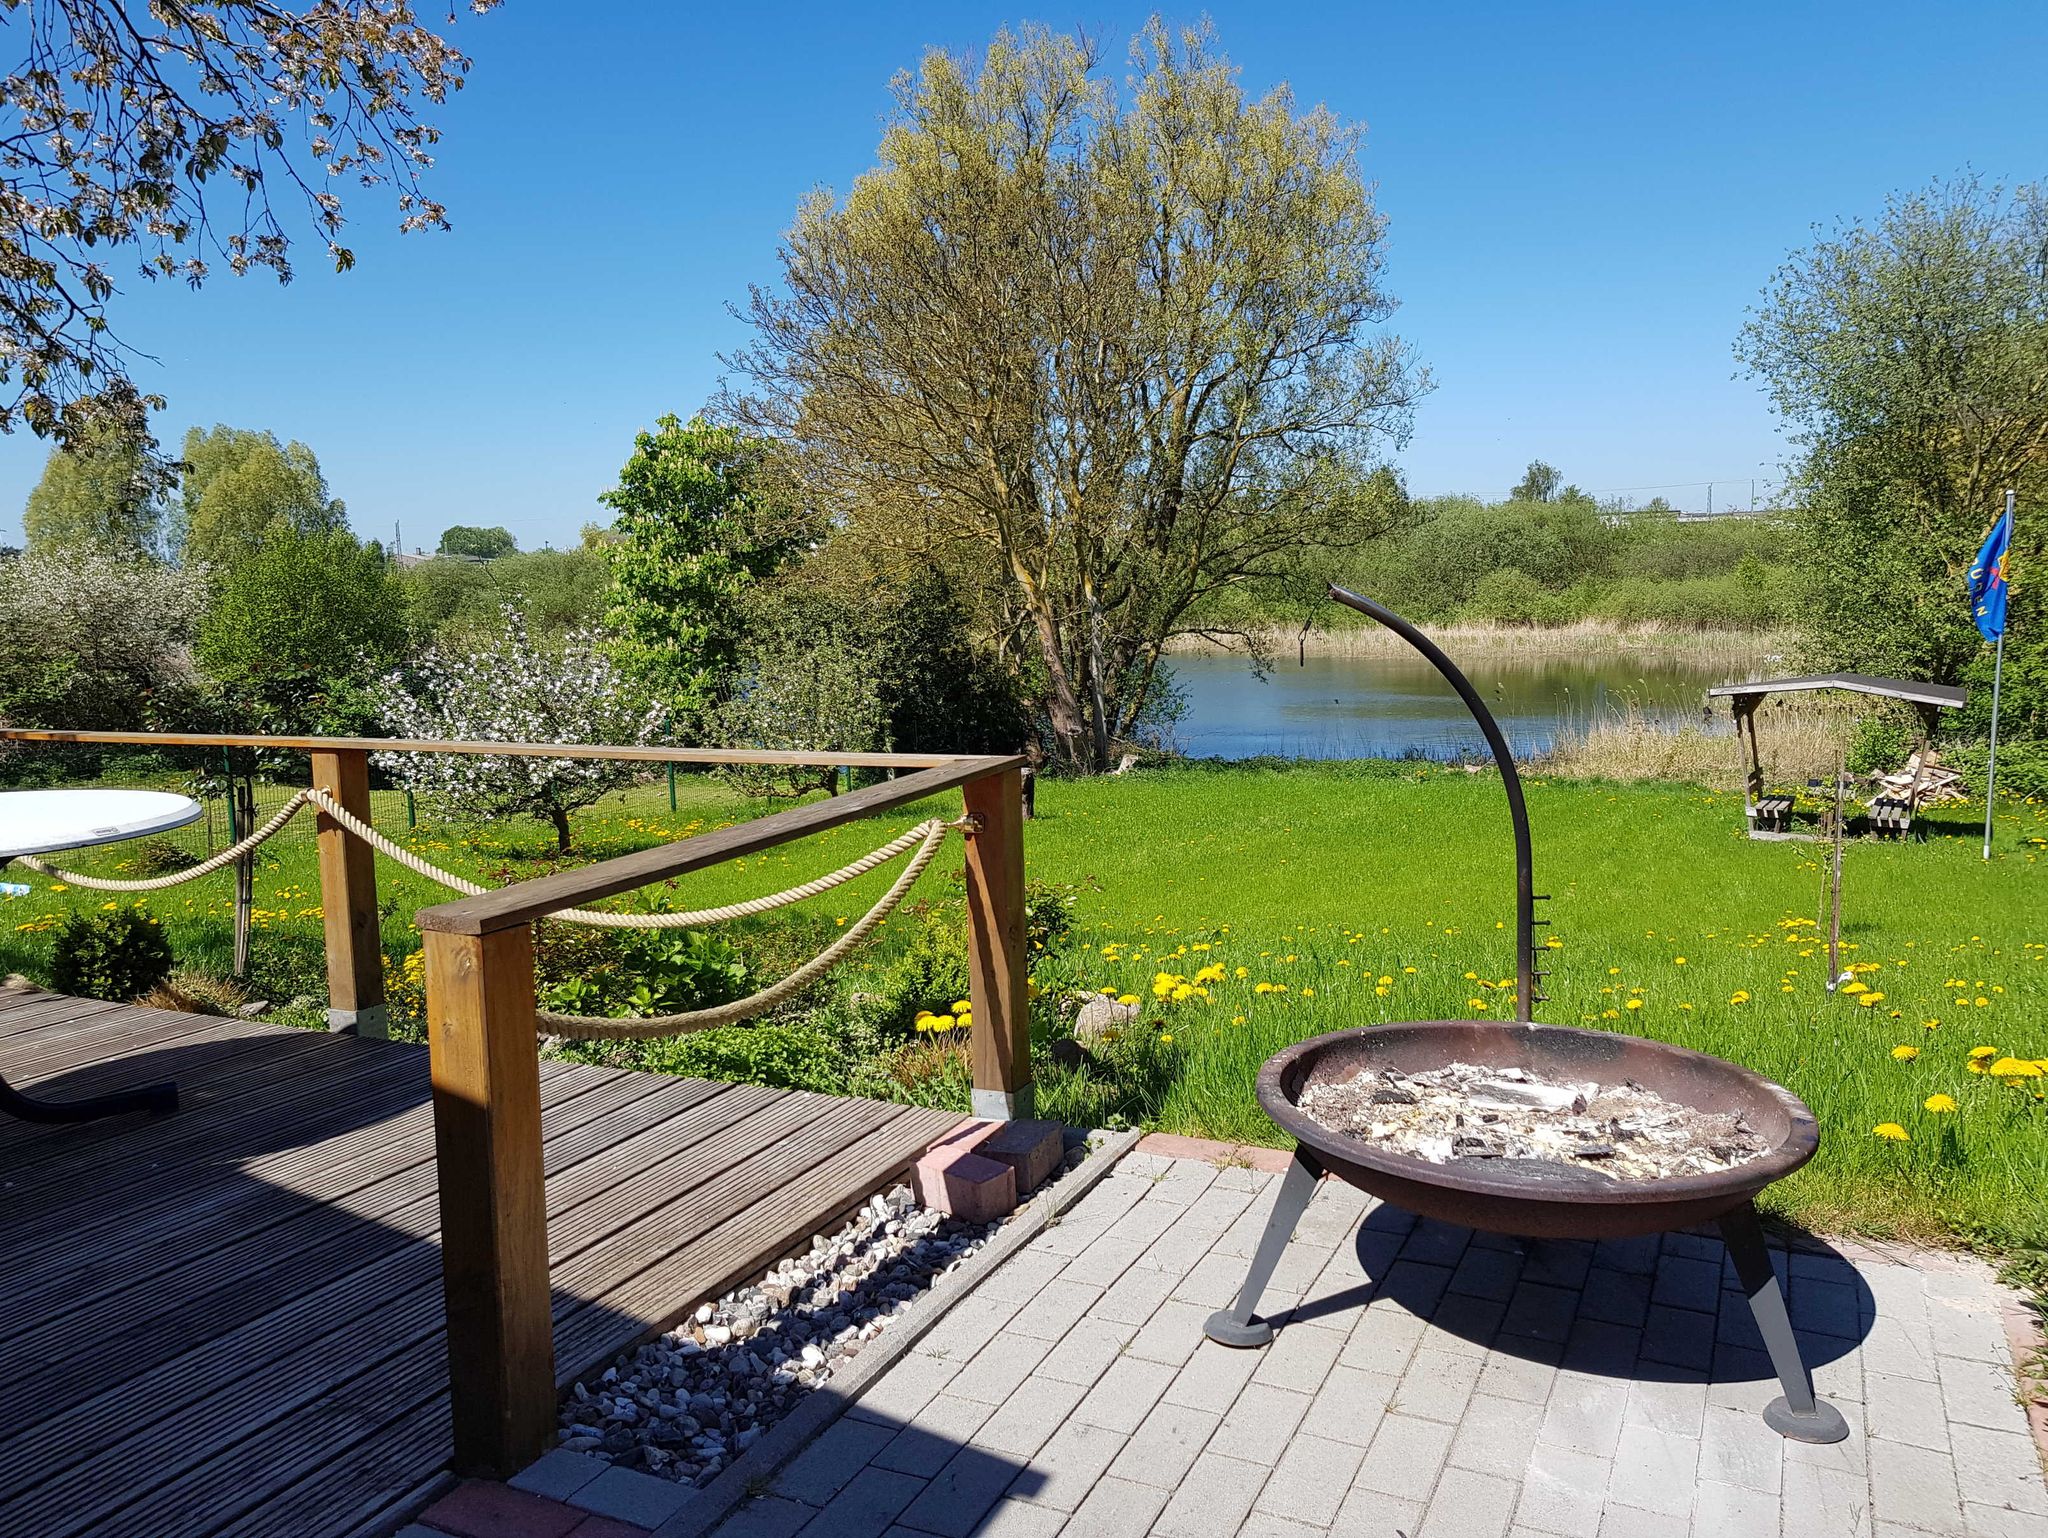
[371,607,664,851]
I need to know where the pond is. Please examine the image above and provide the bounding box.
[1163,649,1733,761]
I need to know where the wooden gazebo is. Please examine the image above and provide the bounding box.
[1708,672,1967,838]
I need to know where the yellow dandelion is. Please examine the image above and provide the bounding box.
[1857,992,1886,1007]
[1923,1094,1957,1113]
[1625,998,1643,1010]
[1987,1057,2042,1079]
[1117,994,1139,1008]
[1872,1123,1910,1142]
[1890,1045,1919,1061]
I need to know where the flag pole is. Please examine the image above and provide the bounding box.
[1982,488,2015,860]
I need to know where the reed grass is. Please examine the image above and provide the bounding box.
[1541,694,1859,790]
[1171,620,1794,670]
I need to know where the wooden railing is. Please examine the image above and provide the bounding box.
[0,729,1033,1475]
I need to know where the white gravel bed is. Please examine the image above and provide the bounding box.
[558,1128,1103,1486]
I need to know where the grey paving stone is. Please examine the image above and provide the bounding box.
[961,1497,1066,1537]
[1449,1245,1526,1303]
[1521,1240,1594,1290]
[1238,1513,1329,1538]
[1664,1230,1722,1262]
[1650,1252,1721,1314]
[1946,1421,2048,1518]
[1057,1233,1147,1289]
[1868,1436,1965,1536]
[1604,1422,1699,1519]
[1032,1315,1138,1386]
[775,1416,904,1502]
[1538,1372,1629,1458]
[948,1330,1056,1407]
[971,1373,1090,1459]
[1937,1352,2024,1431]
[1859,1314,1940,1383]
[1515,1442,1610,1536]
[1105,1400,1220,1491]
[1696,1403,1784,1496]
[1332,1486,1424,1537]
[853,1351,963,1424]
[571,1464,695,1528]
[1621,1373,1707,1438]
[874,1394,999,1477]
[1005,1278,1107,1339]
[1963,1500,2048,1538]
[1637,1302,1716,1370]
[793,1466,924,1538]
[1447,1391,1544,1479]
[918,1290,1028,1363]
[975,1244,1068,1305]
[1576,1267,1653,1328]
[1162,1337,1263,1413]
[1415,1466,1517,1538]
[1376,1259,1454,1318]
[1351,1411,1454,1502]
[1252,1316,1346,1390]
[1150,1450,1268,1538]
[1252,1433,1366,1527]
[1923,1277,2008,1363]
[1560,1317,1641,1377]
[1595,1501,1688,1537]
[1591,1234,1659,1276]
[1863,1369,1952,1453]
[713,1495,818,1538]
[1207,1381,1312,1465]
[1094,1259,1183,1325]
[1695,1477,1785,1538]
[1337,1300,1428,1377]
[1500,1281,1582,1344]
[1791,1275,1862,1340]
[1812,1335,1867,1404]
[1059,1475,1168,1537]
[1305,1364,1400,1448]
[1070,1352,1175,1435]
[1139,1187,1257,1274]
[1172,1250,1253,1309]
[1009,1418,1126,1511]
[1705,1345,1779,1416]
[1400,1218,1474,1268]
[1122,1297,1211,1367]
[888,1451,1023,1538]
[1781,1395,1868,1476]
[1427,1292,1508,1356]
[1394,1345,1483,1424]
[1476,1343,1560,1405]
[509,1447,609,1501]
[1781,1459,1871,1538]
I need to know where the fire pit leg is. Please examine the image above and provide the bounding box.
[1205,1149,1321,1348]
[1716,1202,1849,1444]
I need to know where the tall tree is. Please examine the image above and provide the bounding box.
[723,22,1422,772]
[437,524,518,559]
[599,415,816,718]
[1736,175,2048,726]
[0,2,491,459]
[1510,461,1563,503]
[177,425,346,569]
[22,435,164,554]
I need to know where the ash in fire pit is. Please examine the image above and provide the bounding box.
[1299,1062,1768,1181]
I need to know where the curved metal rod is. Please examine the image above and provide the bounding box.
[1327,585,1539,1023]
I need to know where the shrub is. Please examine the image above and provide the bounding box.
[50,907,173,1002]
[1847,713,1913,776]
[129,839,198,876]
[638,1023,845,1091]
[1461,567,1545,625]
[533,925,750,1022]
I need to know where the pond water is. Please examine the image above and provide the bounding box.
[1163,650,1731,761]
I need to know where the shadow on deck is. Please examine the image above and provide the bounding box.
[0,982,964,1538]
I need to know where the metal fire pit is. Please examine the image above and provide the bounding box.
[1200,588,1849,1444]
[1204,1027,1848,1444]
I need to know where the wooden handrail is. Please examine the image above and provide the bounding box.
[415,755,1026,935]
[0,728,975,770]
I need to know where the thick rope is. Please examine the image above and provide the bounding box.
[300,788,946,929]
[534,815,950,1039]
[12,793,314,890]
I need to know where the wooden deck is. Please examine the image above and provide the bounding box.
[0,984,966,1538]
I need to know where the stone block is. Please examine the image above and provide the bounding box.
[911,1145,1017,1222]
[972,1118,1066,1194]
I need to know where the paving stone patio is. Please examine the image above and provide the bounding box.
[696,1148,2048,1538]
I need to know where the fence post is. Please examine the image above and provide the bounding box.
[962,766,1032,1120]
[423,922,555,1477]
[310,748,387,1037]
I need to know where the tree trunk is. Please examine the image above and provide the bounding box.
[550,807,573,853]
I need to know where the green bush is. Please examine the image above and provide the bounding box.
[1460,567,1545,625]
[535,926,751,1021]
[49,907,173,1002]
[638,1023,846,1091]
[1847,713,1913,776]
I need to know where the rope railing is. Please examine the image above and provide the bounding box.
[12,788,962,1038]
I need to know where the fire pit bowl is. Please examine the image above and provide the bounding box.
[1205,1020,1849,1443]
[1260,1019,1818,1241]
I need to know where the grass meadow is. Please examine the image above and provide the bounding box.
[4,761,2044,1254]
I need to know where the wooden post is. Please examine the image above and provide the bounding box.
[962,767,1032,1120]
[310,748,386,1036]
[424,923,556,1477]
[1735,698,1763,826]
[232,778,255,979]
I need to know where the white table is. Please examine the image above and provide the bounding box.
[0,788,199,1122]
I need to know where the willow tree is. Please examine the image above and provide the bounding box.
[723,22,1422,772]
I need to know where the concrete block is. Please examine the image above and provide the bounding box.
[973,1118,1066,1194]
[911,1146,1016,1222]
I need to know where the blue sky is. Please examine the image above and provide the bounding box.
[2,2,2042,550]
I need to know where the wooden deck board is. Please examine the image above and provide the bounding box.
[0,984,969,1538]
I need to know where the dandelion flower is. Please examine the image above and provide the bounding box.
[1625,998,1643,1010]
[1891,1045,1919,1061]
[1158,1033,1173,1045]
[1857,992,1886,1007]
[1923,1094,1957,1113]
[1730,991,1751,1004]
[1117,994,1139,1008]
[1872,1123,1910,1142]
[1987,1057,2042,1078]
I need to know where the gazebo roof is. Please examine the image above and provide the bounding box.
[1706,672,1967,710]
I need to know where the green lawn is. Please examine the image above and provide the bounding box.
[5,763,2043,1252]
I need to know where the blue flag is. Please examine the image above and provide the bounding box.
[1968,510,2012,641]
